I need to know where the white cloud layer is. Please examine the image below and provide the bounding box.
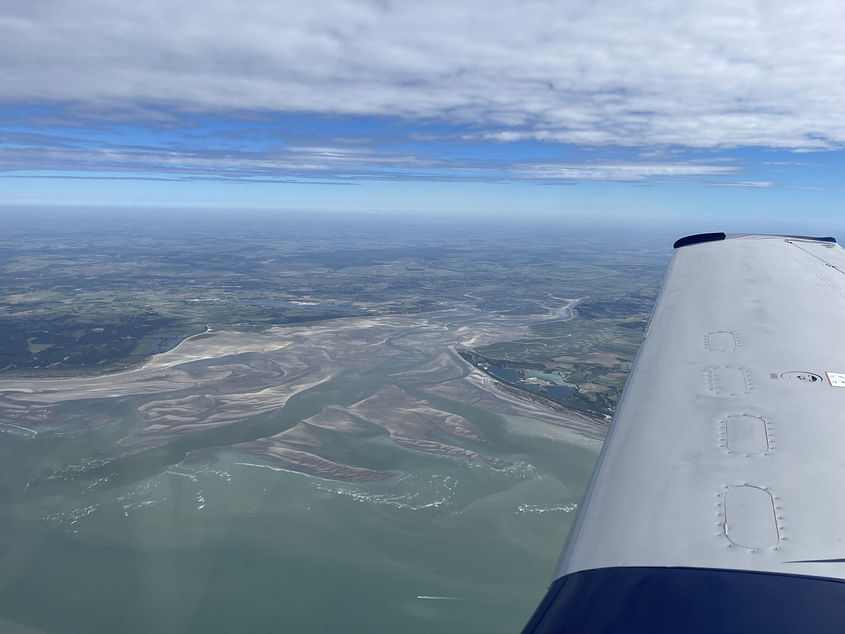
[0,139,750,185]
[3,0,845,150]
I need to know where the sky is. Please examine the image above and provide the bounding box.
[2,0,845,229]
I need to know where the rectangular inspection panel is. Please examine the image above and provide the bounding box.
[724,485,779,549]
[725,415,769,455]
[705,331,737,352]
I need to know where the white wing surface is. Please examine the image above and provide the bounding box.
[523,233,845,633]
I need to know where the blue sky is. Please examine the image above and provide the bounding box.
[2,0,845,230]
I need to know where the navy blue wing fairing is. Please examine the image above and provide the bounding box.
[522,567,845,634]
[672,232,726,249]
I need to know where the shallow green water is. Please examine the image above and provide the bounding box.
[0,354,599,634]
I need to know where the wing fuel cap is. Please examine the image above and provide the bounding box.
[780,371,824,383]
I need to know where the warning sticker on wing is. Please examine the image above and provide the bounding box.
[826,372,845,387]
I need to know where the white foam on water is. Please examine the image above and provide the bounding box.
[515,502,578,515]
[0,422,37,437]
[313,473,460,511]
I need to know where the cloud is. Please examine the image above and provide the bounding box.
[710,180,774,188]
[516,161,740,182]
[0,131,752,185]
[3,0,845,151]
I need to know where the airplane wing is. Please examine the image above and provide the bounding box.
[523,233,845,633]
